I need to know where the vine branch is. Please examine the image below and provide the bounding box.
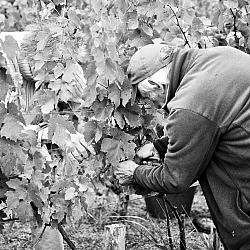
[167,5,191,48]
[230,8,239,48]
[58,223,77,250]
[162,197,174,250]
[162,194,187,250]
[32,224,48,248]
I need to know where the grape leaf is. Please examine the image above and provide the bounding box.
[238,0,249,9]
[82,187,96,208]
[53,63,65,79]
[41,98,56,114]
[123,140,136,160]
[62,61,86,86]
[114,109,125,129]
[1,115,24,142]
[18,128,37,147]
[104,58,117,83]
[6,178,24,190]
[108,83,121,107]
[82,120,103,143]
[36,31,50,51]
[27,184,44,212]
[34,90,57,114]
[182,7,196,25]
[65,187,76,200]
[0,138,27,176]
[92,99,114,121]
[48,116,76,140]
[6,191,20,210]
[82,83,97,107]
[0,103,7,124]
[71,198,83,223]
[7,102,25,124]
[52,124,71,149]
[192,17,204,32]
[63,152,79,176]
[1,35,20,60]
[91,0,103,14]
[101,138,125,166]
[0,170,10,199]
[0,68,8,101]
[116,104,141,128]
[106,41,120,63]
[128,11,139,29]
[141,23,154,36]
[121,80,132,107]
[16,200,33,222]
[115,0,128,13]
[68,9,81,27]
[75,177,89,192]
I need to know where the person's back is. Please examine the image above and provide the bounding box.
[168,46,250,249]
[117,44,250,250]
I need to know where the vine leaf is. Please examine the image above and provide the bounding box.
[1,35,20,60]
[121,80,132,107]
[101,131,136,165]
[65,187,76,200]
[104,58,117,83]
[128,11,139,30]
[34,90,57,114]
[68,9,81,27]
[36,31,50,51]
[0,103,7,124]
[1,115,24,142]
[16,200,33,222]
[53,63,64,79]
[6,178,23,189]
[71,199,83,223]
[6,191,20,210]
[52,124,71,149]
[48,116,76,140]
[114,109,125,129]
[116,104,141,128]
[192,17,204,32]
[0,138,27,176]
[62,61,86,86]
[92,99,114,121]
[63,153,79,176]
[82,120,102,143]
[7,102,25,124]
[108,83,121,107]
[238,0,249,9]
[91,0,103,14]
[101,138,125,166]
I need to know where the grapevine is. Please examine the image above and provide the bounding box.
[0,0,250,246]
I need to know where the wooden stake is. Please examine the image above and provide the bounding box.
[104,224,126,250]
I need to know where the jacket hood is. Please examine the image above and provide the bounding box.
[162,48,199,111]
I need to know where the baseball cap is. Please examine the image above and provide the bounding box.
[127,43,174,104]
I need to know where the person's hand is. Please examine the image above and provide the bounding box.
[114,160,139,185]
[135,143,160,163]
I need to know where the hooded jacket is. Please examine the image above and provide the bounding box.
[133,46,250,250]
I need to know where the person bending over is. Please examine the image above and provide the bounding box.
[115,43,250,250]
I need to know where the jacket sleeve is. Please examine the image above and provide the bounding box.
[133,108,220,193]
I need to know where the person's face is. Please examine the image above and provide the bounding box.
[137,65,171,108]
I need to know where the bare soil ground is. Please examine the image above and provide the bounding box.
[0,186,223,250]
